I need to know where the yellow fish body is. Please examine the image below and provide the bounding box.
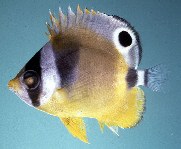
[8,6,166,143]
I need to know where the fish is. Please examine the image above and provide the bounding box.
[8,5,167,143]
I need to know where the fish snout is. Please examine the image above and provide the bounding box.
[8,78,20,93]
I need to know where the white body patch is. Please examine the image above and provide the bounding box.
[136,70,145,86]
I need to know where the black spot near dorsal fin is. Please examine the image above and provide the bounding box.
[112,15,142,65]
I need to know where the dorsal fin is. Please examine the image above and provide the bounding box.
[46,5,129,42]
[47,5,99,39]
[46,5,142,69]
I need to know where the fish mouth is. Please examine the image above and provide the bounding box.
[8,78,20,93]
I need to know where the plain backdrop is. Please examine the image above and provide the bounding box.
[0,0,180,149]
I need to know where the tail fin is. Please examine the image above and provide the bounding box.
[137,64,168,92]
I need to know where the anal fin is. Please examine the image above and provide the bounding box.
[98,121,119,136]
[98,121,105,133]
[108,126,119,136]
[119,87,145,128]
[102,87,145,129]
[60,117,88,143]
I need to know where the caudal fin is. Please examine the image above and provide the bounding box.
[137,64,168,92]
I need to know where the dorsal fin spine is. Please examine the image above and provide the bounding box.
[67,6,76,28]
[46,22,56,37]
[85,8,90,14]
[59,7,66,32]
[91,9,96,15]
[76,5,83,25]
[49,10,60,34]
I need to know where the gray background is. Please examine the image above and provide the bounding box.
[0,0,180,148]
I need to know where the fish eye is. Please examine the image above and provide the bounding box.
[118,31,132,47]
[22,70,40,90]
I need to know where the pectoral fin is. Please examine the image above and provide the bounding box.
[60,117,88,143]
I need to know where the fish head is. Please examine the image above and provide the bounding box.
[8,42,60,107]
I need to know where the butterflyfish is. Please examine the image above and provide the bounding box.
[8,6,167,143]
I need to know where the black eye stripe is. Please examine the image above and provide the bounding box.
[24,50,42,107]
[28,88,41,107]
[25,50,42,74]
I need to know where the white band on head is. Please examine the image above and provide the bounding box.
[40,42,60,105]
